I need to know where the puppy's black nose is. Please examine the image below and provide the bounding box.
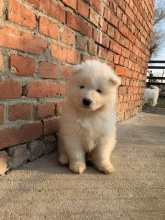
[83,98,92,107]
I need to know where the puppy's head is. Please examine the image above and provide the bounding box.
[66,60,121,113]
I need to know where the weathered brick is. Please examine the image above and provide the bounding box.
[24,0,65,24]
[28,140,45,161]
[0,51,3,71]
[60,66,73,79]
[8,0,36,30]
[107,24,115,38]
[0,78,22,99]
[0,27,48,55]
[44,118,59,135]
[39,62,58,79]
[90,8,99,26]
[9,103,33,121]
[67,11,92,38]
[78,0,89,19]
[56,101,65,116]
[107,51,114,63]
[10,54,36,76]
[39,17,58,40]
[75,34,88,51]
[118,86,127,95]
[99,47,107,59]
[0,123,42,150]
[25,81,66,98]
[60,27,74,46]
[35,102,55,120]
[102,33,110,48]
[0,151,8,175]
[62,0,76,9]
[88,40,97,56]
[0,104,4,125]
[8,144,30,169]
[51,44,80,65]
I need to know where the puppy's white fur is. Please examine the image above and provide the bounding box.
[144,86,159,106]
[59,60,121,174]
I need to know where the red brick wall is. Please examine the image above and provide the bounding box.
[0,0,154,151]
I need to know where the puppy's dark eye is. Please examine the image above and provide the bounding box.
[80,85,84,89]
[96,89,101,93]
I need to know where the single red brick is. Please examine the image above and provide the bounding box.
[25,81,66,98]
[8,0,36,30]
[0,104,4,125]
[103,7,109,20]
[24,0,65,24]
[8,103,32,121]
[39,17,58,40]
[75,34,88,51]
[90,8,99,26]
[0,27,48,55]
[10,54,36,76]
[109,12,119,28]
[114,30,121,42]
[102,20,108,33]
[67,11,92,38]
[110,41,121,54]
[114,54,120,64]
[128,87,133,94]
[115,66,126,76]
[107,51,114,63]
[0,78,22,99]
[50,44,80,65]
[0,52,3,71]
[88,40,97,56]
[56,101,65,116]
[107,24,115,38]
[99,47,107,60]
[119,56,124,66]
[78,0,89,19]
[133,87,139,94]
[0,123,42,150]
[60,66,73,79]
[60,27,74,46]
[61,0,76,9]
[125,69,133,78]
[35,102,55,119]
[44,118,59,135]
[39,62,58,79]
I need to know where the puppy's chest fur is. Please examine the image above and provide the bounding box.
[76,117,106,151]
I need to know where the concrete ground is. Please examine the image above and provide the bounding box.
[0,112,165,220]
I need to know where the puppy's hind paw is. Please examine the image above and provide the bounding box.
[69,163,86,174]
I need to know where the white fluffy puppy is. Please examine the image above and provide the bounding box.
[144,86,159,106]
[59,60,121,174]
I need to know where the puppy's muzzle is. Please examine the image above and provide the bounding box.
[82,98,92,107]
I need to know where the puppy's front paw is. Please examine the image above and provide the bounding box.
[69,163,86,174]
[59,153,68,165]
[96,162,114,174]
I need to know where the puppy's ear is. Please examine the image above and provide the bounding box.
[109,75,121,86]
